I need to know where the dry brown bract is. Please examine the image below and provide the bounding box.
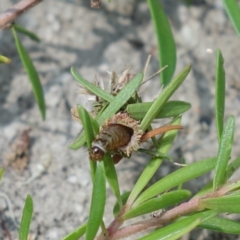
[6,128,31,172]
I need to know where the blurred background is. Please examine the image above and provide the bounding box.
[0,0,240,239]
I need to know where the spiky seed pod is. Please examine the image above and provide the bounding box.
[89,112,143,161]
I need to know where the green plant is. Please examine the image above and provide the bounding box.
[50,1,240,239]
[62,47,240,239]
[2,1,240,239]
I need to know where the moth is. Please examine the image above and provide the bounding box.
[89,112,182,163]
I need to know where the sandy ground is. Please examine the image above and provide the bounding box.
[0,0,240,239]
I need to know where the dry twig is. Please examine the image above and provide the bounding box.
[0,0,43,30]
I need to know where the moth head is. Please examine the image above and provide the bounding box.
[89,142,106,161]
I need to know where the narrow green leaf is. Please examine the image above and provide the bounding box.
[195,156,240,198]
[113,192,130,217]
[69,133,86,150]
[222,0,240,37]
[0,55,11,64]
[134,157,216,206]
[147,0,176,85]
[77,105,98,178]
[227,157,240,178]
[139,217,200,240]
[141,65,191,131]
[123,190,190,220]
[213,116,235,190]
[11,27,45,120]
[96,73,143,124]
[63,223,87,240]
[139,211,217,240]
[0,168,4,181]
[127,117,181,206]
[103,154,122,211]
[86,162,106,240]
[77,105,96,148]
[200,216,240,234]
[69,108,100,150]
[215,49,225,141]
[127,100,191,120]
[13,24,40,42]
[201,195,240,213]
[19,195,33,240]
[71,67,114,102]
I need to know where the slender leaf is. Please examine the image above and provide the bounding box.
[147,0,176,85]
[19,195,33,240]
[127,100,191,120]
[86,162,106,240]
[71,67,114,102]
[139,211,217,240]
[200,216,240,234]
[0,168,4,181]
[127,117,181,206]
[222,0,240,37]
[70,133,86,149]
[11,27,45,120]
[13,24,40,42]
[140,65,191,131]
[77,105,95,148]
[195,156,240,198]
[201,195,240,213]
[96,72,143,124]
[123,190,190,220]
[63,223,87,240]
[0,55,11,64]
[213,116,235,190]
[103,154,122,211]
[215,49,225,141]
[134,157,216,206]
[77,105,97,177]
[227,157,240,178]
[113,192,130,217]
[220,180,240,195]
[139,217,200,240]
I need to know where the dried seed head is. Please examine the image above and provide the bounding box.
[101,112,143,157]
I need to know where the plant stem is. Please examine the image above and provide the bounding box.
[109,198,202,239]
[0,0,43,29]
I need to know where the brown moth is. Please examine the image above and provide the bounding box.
[89,112,182,162]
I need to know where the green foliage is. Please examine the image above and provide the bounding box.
[147,0,176,85]
[5,1,240,239]
[140,65,191,131]
[222,0,240,37]
[215,49,225,141]
[13,23,40,42]
[199,217,240,234]
[65,49,240,239]
[85,162,106,240]
[213,115,235,190]
[0,55,11,64]
[19,195,33,240]
[127,100,191,120]
[11,26,45,120]
[127,116,182,205]
[0,168,4,181]
[63,223,87,240]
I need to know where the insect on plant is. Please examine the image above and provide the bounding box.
[71,61,188,163]
[89,112,183,163]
